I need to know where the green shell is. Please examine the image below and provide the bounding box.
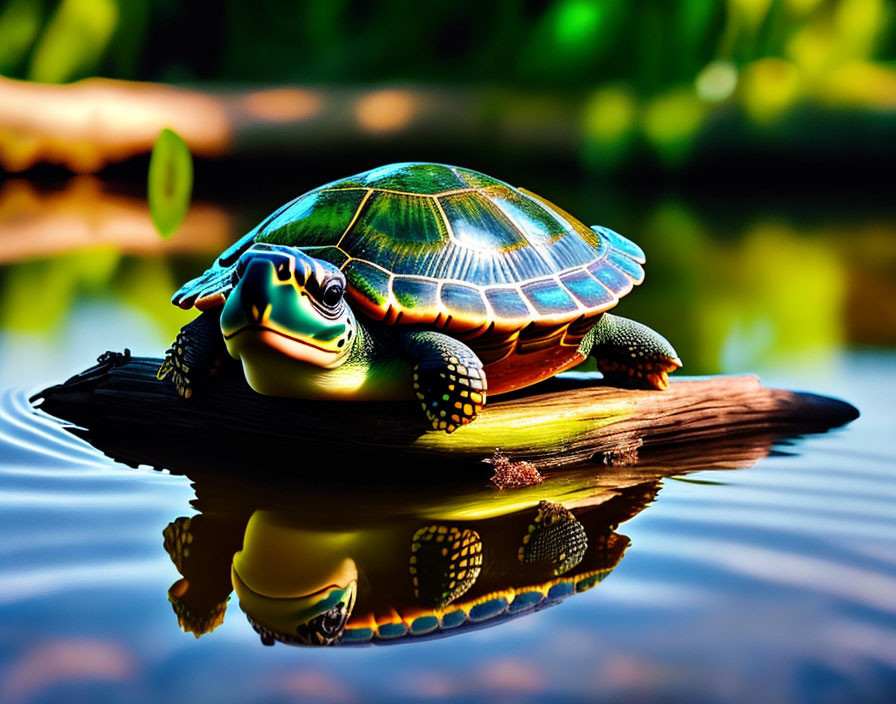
[173,163,646,330]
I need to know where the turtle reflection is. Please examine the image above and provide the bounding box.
[162,480,657,647]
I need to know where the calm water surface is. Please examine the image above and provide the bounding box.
[0,182,894,703]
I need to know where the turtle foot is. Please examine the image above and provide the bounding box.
[157,333,195,398]
[162,516,194,571]
[589,314,681,391]
[167,578,229,637]
[410,524,483,609]
[413,360,486,433]
[157,311,227,399]
[518,501,588,576]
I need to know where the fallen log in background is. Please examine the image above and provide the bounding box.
[31,352,859,476]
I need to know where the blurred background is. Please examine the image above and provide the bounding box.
[1,4,896,704]
[1,0,895,382]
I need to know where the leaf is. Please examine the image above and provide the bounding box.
[148,128,193,239]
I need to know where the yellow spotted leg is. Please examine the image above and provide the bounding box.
[401,330,487,433]
[410,524,483,609]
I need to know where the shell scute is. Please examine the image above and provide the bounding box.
[331,162,468,194]
[440,283,489,323]
[594,225,645,263]
[559,269,617,309]
[453,166,509,190]
[484,287,531,320]
[607,249,645,284]
[588,260,633,298]
[487,188,566,247]
[344,260,391,318]
[258,189,366,248]
[439,191,527,253]
[339,192,447,278]
[520,279,579,316]
[392,276,439,310]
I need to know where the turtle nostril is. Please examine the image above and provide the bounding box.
[275,259,292,281]
[295,262,311,287]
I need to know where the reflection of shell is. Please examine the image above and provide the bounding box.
[341,564,616,645]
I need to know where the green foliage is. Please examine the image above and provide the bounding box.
[0,0,893,174]
[27,0,118,83]
[148,128,193,239]
[0,0,45,75]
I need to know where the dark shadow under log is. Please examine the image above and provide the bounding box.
[30,351,859,476]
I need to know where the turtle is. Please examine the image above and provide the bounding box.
[159,462,660,645]
[159,162,680,432]
[229,499,629,647]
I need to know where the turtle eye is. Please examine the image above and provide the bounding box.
[321,281,344,309]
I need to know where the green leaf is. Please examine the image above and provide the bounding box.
[148,128,193,239]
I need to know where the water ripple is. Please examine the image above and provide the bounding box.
[0,388,107,470]
[635,535,896,614]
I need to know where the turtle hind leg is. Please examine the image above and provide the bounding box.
[158,310,229,398]
[518,501,588,576]
[399,331,487,433]
[581,313,681,390]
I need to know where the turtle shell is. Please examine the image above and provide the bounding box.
[173,163,646,337]
[338,565,614,646]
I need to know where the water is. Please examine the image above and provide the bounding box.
[0,179,894,703]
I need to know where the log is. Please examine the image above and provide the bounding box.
[31,351,859,476]
[0,75,568,173]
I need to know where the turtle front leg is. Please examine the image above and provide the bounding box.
[158,310,230,398]
[398,331,487,433]
[581,313,682,390]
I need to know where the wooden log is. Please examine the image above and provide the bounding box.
[0,75,567,173]
[31,351,859,476]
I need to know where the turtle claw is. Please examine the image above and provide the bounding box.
[645,356,682,391]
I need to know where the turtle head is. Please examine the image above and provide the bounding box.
[231,512,359,647]
[236,574,358,647]
[221,244,356,377]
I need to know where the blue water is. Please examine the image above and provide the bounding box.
[0,346,892,703]
[0,190,894,703]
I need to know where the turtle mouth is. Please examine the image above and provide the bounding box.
[232,569,357,647]
[224,325,341,356]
